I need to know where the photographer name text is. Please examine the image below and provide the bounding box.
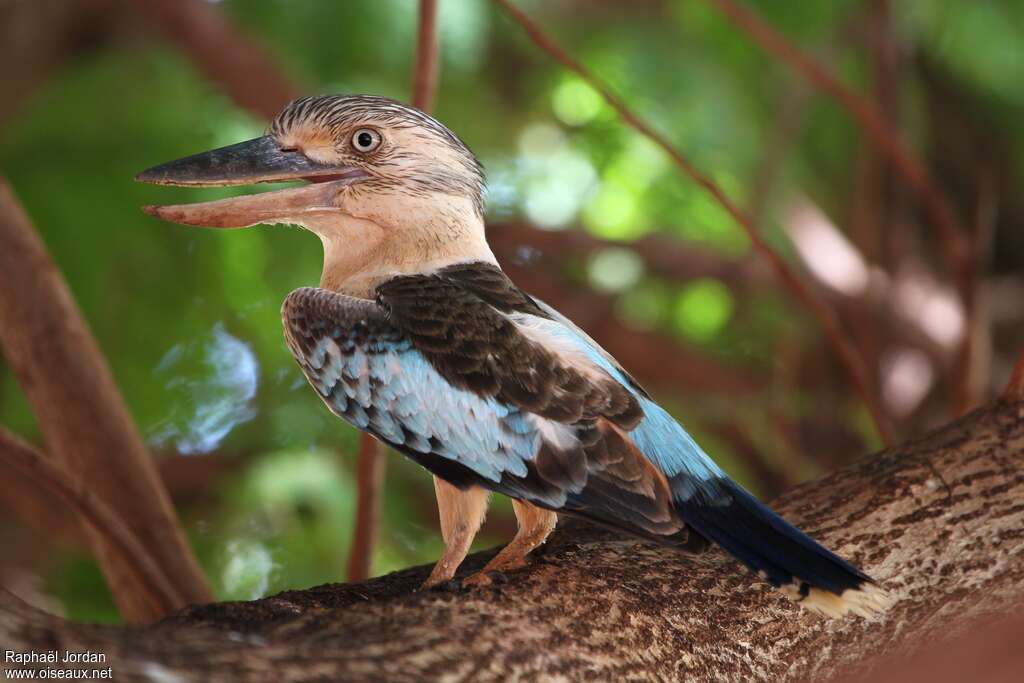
[5,650,106,665]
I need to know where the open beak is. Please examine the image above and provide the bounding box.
[135,135,368,228]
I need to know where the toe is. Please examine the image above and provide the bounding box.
[420,571,451,591]
[462,571,493,587]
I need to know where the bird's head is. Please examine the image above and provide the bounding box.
[137,94,493,295]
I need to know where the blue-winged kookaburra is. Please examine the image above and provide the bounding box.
[138,95,889,617]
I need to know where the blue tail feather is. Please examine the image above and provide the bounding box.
[674,477,871,596]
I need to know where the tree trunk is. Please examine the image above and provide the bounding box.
[2,399,1023,682]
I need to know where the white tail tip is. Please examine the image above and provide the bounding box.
[781,580,893,618]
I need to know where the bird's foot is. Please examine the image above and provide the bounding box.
[420,559,460,591]
[462,556,529,587]
[462,571,493,587]
[420,577,461,592]
[463,569,512,587]
[419,576,444,591]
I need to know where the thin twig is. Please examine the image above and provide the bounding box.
[412,0,440,111]
[347,434,388,582]
[1002,351,1024,403]
[954,171,997,415]
[853,0,902,266]
[745,75,814,227]
[705,0,971,303]
[494,0,894,444]
[0,428,183,614]
[711,0,989,418]
[746,11,860,228]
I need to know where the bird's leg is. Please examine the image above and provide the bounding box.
[463,499,558,587]
[421,476,490,590]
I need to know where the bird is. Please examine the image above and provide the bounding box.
[137,94,889,618]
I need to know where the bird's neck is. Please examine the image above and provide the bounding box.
[316,213,497,299]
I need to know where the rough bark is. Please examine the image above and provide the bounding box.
[0,180,212,622]
[2,399,1022,682]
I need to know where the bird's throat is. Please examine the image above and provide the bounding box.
[316,214,497,299]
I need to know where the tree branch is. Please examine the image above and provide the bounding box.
[0,428,183,612]
[486,220,768,289]
[2,399,1021,680]
[411,0,440,112]
[954,171,997,414]
[0,179,212,622]
[133,0,300,119]
[493,0,894,445]
[1001,350,1024,402]
[346,433,387,583]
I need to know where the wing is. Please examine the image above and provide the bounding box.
[375,273,643,427]
[281,285,683,538]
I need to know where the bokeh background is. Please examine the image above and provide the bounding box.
[1,0,1022,623]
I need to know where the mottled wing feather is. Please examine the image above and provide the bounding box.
[376,274,643,429]
[427,261,545,315]
[282,287,533,482]
[282,285,683,538]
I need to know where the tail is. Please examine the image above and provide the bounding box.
[675,478,891,618]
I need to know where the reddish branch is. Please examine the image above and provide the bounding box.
[954,173,997,414]
[0,180,212,622]
[494,0,894,445]
[411,0,440,112]
[0,428,182,613]
[346,434,388,582]
[487,221,767,288]
[133,0,300,119]
[1001,351,1024,403]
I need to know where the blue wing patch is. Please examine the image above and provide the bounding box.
[284,288,578,504]
[309,332,541,483]
[284,286,691,536]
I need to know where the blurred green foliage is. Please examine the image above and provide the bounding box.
[2,0,1023,623]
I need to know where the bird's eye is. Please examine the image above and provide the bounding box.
[351,128,381,153]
